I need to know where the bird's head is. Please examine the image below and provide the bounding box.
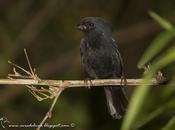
[77,17,96,32]
[77,17,112,35]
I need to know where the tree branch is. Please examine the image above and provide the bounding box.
[0,78,163,87]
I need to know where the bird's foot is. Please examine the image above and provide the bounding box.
[121,76,127,86]
[84,78,93,89]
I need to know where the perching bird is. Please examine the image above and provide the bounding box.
[77,17,128,119]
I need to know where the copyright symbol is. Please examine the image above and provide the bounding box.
[0,117,10,129]
[70,123,75,127]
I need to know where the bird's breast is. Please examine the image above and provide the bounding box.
[82,45,116,78]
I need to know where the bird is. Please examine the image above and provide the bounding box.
[77,17,128,119]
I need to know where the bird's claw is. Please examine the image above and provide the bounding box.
[121,76,127,86]
[84,78,93,89]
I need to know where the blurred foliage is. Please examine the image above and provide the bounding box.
[0,0,175,130]
[122,12,175,130]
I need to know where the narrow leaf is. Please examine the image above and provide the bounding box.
[138,30,175,69]
[121,74,153,130]
[149,11,173,31]
[151,47,175,71]
[161,116,175,130]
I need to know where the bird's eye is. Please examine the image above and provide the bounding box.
[89,23,94,27]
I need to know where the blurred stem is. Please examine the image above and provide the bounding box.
[135,99,175,130]
[161,115,175,130]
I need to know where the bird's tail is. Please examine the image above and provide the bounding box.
[104,86,128,119]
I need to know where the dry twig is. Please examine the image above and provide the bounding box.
[7,49,65,130]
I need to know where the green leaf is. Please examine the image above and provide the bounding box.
[151,47,175,71]
[134,99,175,129]
[161,116,175,130]
[121,74,153,130]
[135,107,164,129]
[122,47,175,130]
[162,79,175,98]
[122,12,175,130]
[138,30,175,69]
[149,11,173,31]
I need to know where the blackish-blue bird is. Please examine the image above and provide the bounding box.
[77,17,128,119]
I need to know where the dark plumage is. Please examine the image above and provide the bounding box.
[77,17,128,119]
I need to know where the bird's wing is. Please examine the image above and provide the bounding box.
[80,38,86,66]
[110,38,125,79]
[111,38,127,98]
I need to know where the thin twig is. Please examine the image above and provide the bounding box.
[24,48,40,81]
[24,49,35,77]
[8,61,31,76]
[36,88,64,130]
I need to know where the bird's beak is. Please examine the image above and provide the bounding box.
[76,24,87,31]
